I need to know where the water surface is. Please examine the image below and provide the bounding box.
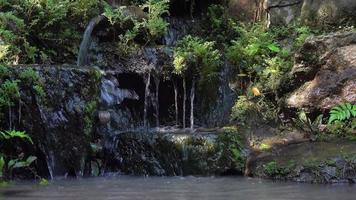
[1,176,355,200]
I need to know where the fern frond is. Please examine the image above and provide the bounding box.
[328,103,356,124]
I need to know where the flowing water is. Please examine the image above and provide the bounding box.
[1,176,355,200]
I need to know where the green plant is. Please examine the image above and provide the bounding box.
[0,0,100,64]
[328,103,356,124]
[0,156,4,178]
[0,130,33,144]
[173,35,221,83]
[0,79,20,107]
[293,110,323,135]
[203,4,238,45]
[141,0,170,42]
[264,161,295,177]
[0,130,36,179]
[216,127,245,171]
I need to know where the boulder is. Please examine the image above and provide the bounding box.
[103,130,247,176]
[286,31,356,111]
[264,0,303,26]
[227,0,356,27]
[301,0,356,26]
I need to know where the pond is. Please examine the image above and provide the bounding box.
[1,176,355,200]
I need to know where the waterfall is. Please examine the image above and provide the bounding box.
[173,81,179,126]
[153,76,160,127]
[190,80,195,130]
[144,73,151,129]
[100,77,139,107]
[182,77,186,129]
[77,15,105,66]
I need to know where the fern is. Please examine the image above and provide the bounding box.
[328,103,356,124]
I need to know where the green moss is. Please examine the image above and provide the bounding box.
[264,160,295,177]
[84,100,97,136]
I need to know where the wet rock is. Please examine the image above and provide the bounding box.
[251,141,356,183]
[103,130,247,176]
[285,31,356,111]
[9,65,102,178]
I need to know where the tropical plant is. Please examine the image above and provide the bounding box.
[0,130,36,179]
[293,110,323,134]
[0,130,33,143]
[328,103,356,124]
[141,0,170,42]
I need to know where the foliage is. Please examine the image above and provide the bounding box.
[173,35,221,82]
[326,103,356,139]
[0,80,20,107]
[19,68,45,97]
[264,161,293,177]
[231,94,278,125]
[0,130,33,144]
[216,127,245,170]
[84,100,97,136]
[0,0,101,64]
[293,110,323,135]
[103,2,130,26]
[203,4,239,45]
[231,96,255,123]
[328,103,356,124]
[0,130,36,179]
[141,0,170,42]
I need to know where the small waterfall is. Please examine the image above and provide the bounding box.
[77,15,105,66]
[144,73,151,129]
[153,75,160,127]
[173,81,179,126]
[182,77,186,129]
[190,80,195,130]
[100,77,139,107]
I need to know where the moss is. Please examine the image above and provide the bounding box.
[264,160,295,178]
[84,100,97,136]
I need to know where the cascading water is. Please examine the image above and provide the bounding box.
[153,75,160,127]
[77,15,105,66]
[100,77,139,107]
[190,80,195,130]
[143,73,151,129]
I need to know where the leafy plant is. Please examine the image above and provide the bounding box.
[173,35,221,82]
[8,156,37,170]
[293,110,323,134]
[141,0,170,42]
[0,156,4,178]
[0,130,33,144]
[0,130,36,179]
[328,103,356,124]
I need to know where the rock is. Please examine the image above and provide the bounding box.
[286,31,356,111]
[8,65,102,177]
[227,0,265,21]
[264,0,303,26]
[301,0,356,26]
[228,0,356,27]
[103,130,247,176]
[251,141,356,183]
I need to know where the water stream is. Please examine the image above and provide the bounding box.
[1,176,355,200]
[77,15,105,66]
